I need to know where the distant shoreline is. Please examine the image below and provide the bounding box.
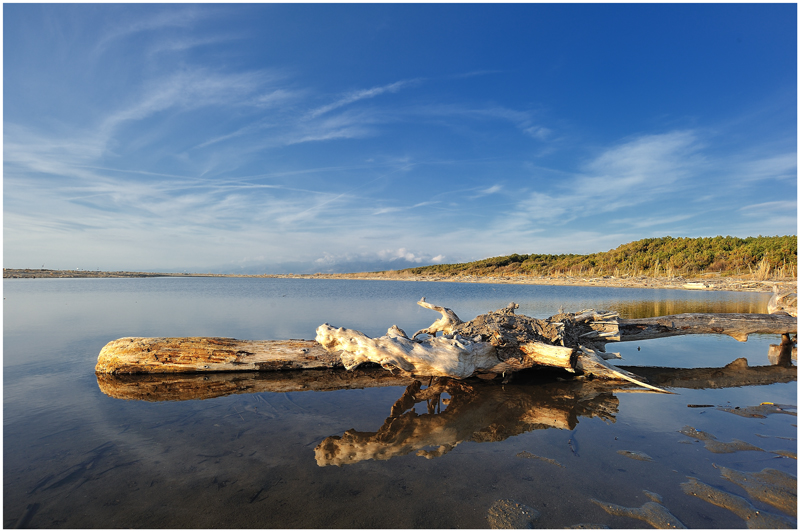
[4,268,795,293]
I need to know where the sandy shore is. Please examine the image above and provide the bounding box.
[4,268,796,293]
[288,272,796,293]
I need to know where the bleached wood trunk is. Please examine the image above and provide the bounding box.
[95,337,339,374]
[315,323,499,379]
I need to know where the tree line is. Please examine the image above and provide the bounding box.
[396,236,797,279]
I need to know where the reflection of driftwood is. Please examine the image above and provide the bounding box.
[618,358,797,390]
[768,334,798,366]
[95,300,796,386]
[97,367,416,401]
[314,378,620,466]
[96,359,797,402]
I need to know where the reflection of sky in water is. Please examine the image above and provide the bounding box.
[615,333,779,368]
[617,382,797,437]
[2,278,793,529]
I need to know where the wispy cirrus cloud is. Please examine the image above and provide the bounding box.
[409,103,552,142]
[372,201,440,215]
[94,6,217,53]
[503,130,707,231]
[739,200,797,214]
[100,68,274,135]
[307,79,420,119]
[727,152,797,183]
[147,34,245,56]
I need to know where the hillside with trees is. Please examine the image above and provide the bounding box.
[393,236,797,280]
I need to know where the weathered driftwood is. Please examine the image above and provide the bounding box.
[412,298,462,338]
[95,337,339,374]
[95,298,796,394]
[96,358,797,402]
[767,285,797,317]
[313,300,794,391]
[575,345,670,393]
[315,323,497,378]
[614,313,797,343]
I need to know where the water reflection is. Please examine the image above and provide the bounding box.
[5,279,790,529]
[96,358,796,469]
[609,297,768,318]
[312,359,796,467]
[314,377,620,466]
[768,334,798,366]
[96,367,415,401]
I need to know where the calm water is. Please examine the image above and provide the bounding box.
[3,278,796,528]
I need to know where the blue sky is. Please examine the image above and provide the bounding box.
[3,3,797,273]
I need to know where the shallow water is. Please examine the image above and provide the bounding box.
[3,278,796,528]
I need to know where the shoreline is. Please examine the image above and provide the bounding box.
[3,268,796,293]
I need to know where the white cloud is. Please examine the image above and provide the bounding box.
[582,130,702,185]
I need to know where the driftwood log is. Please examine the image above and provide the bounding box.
[95,299,796,393]
[95,337,336,374]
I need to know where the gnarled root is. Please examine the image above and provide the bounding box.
[412,298,463,338]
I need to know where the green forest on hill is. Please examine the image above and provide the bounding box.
[396,236,797,279]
